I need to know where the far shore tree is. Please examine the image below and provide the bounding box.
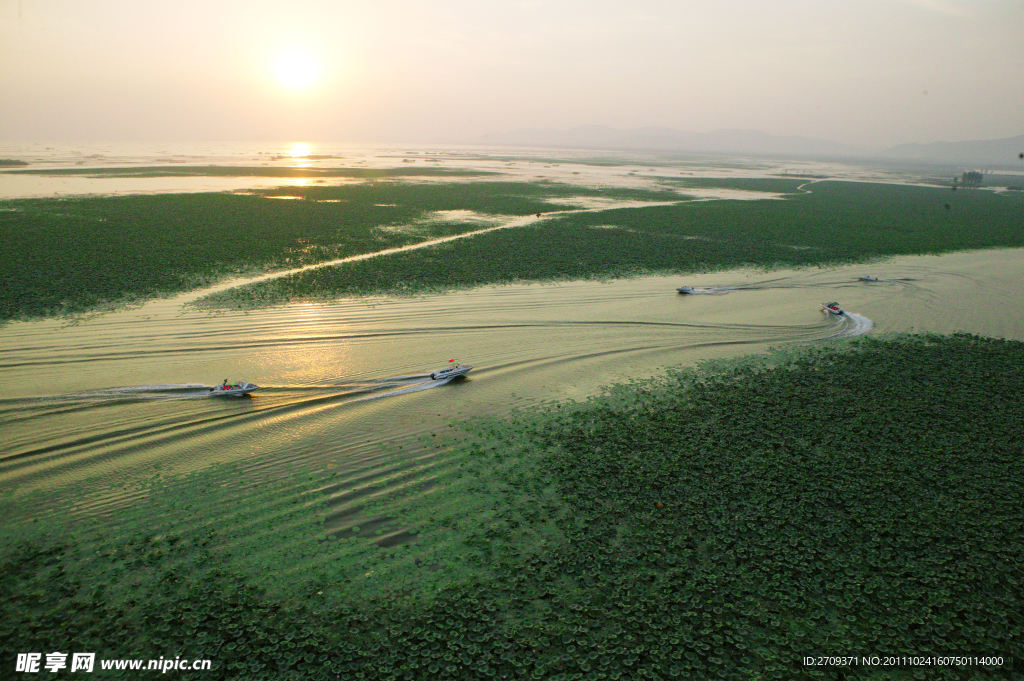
[961,171,983,189]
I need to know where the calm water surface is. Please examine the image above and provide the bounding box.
[0,141,935,199]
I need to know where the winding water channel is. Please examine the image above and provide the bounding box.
[2,247,1023,522]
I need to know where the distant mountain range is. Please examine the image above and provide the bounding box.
[479,126,1024,167]
[877,136,1024,166]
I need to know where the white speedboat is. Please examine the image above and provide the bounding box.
[430,363,472,380]
[677,286,695,294]
[209,380,259,397]
[821,302,845,316]
[857,276,878,282]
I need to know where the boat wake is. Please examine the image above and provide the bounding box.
[679,277,920,297]
[822,311,873,339]
[9,384,221,402]
[266,371,469,402]
[1,373,468,406]
[353,375,463,402]
[677,286,738,295]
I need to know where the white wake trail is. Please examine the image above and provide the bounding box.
[823,312,873,339]
[353,376,456,402]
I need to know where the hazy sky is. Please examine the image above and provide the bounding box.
[1,0,1021,147]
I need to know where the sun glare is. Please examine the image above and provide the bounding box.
[273,51,320,90]
[289,142,312,158]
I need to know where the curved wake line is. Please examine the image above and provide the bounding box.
[0,320,826,369]
[821,312,873,340]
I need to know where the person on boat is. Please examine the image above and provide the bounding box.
[222,379,230,390]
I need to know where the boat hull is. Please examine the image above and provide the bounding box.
[431,366,473,380]
[210,381,259,397]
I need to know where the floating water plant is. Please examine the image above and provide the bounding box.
[2,334,1021,678]
[0,180,677,321]
[199,180,1024,309]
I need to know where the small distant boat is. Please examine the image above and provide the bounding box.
[858,276,878,282]
[677,286,695,294]
[210,380,259,397]
[821,302,845,316]
[430,361,472,380]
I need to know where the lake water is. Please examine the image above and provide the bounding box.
[0,140,945,199]
[2,246,1022,524]
[3,143,1022,557]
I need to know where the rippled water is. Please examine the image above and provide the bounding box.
[2,248,1023,523]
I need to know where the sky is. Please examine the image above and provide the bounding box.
[1,0,1021,147]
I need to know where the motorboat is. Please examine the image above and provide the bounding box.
[430,363,473,380]
[821,302,845,316]
[677,286,695,294]
[857,276,878,282]
[209,380,259,397]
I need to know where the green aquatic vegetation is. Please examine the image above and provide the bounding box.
[575,180,1024,259]
[2,334,1021,679]
[0,181,676,321]
[207,179,1024,308]
[199,218,793,308]
[513,333,1023,675]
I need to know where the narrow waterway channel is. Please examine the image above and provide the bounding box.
[2,248,1022,521]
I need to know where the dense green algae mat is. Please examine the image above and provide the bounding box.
[4,173,1023,319]
[3,334,1022,679]
[0,179,676,321]
[201,180,1024,308]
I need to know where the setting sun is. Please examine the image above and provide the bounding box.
[288,142,312,158]
[273,50,320,90]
